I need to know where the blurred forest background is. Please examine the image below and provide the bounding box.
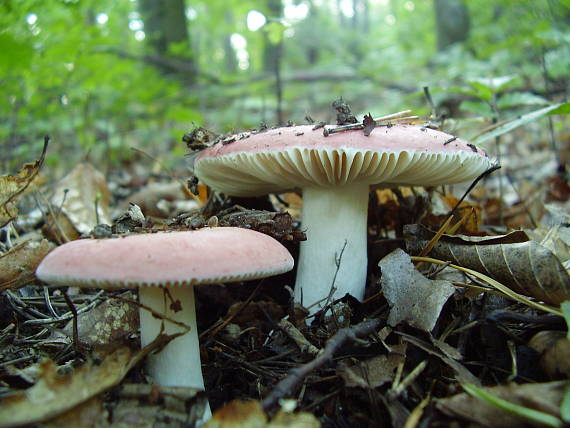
[1,0,569,172]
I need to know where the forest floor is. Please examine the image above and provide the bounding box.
[0,113,569,428]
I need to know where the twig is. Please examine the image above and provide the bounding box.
[277,319,320,355]
[323,110,419,136]
[63,288,84,353]
[306,239,347,314]
[447,164,501,220]
[43,286,59,318]
[22,290,105,325]
[111,293,191,331]
[261,318,380,411]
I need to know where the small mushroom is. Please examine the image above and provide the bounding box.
[35,227,294,422]
[194,125,493,313]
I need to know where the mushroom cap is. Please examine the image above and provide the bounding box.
[195,125,492,197]
[36,227,294,289]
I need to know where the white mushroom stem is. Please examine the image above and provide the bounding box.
[139,286,212,423]
[294,183,369,313]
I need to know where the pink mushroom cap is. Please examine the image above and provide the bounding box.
[36,227,294,288]
[194,125,492,197]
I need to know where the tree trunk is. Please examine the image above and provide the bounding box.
[263,0,284,124]
[433,0,470,51]
[223,11,237,73]
[138,0,196,81]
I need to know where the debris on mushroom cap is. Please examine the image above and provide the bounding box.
[35,227,294,289]
[194,124,493,197]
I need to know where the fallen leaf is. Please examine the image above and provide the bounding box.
[44,397,106,428]
[396,332,480,386]
[338,345,406,389]
[268,409,321,428]
[123,181,193,218]
[404,224,570,305]
[56,292,139,347]
[436,381,567,427]
[203,400,267,428]
[379,248,456,331]
[111,383,206,427]
[525,225,570,265]
[50,162,112,234]
[0,138,48,227]
[270,192,302,220]
[0,239,54,290]
[528,330,570,378]
[0,333,181,427]
[203,400,321,428]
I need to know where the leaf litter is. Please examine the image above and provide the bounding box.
[1,106,570,427]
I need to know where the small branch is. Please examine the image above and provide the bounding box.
[277,319,320,355]
[262,318,380,411]
[63,288,89,354]
[306,239,347,313]
[323,111,419,136]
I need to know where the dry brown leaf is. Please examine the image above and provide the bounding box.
[434,193,482,233]
[436,381,567,427]
[123,181,194,217]
[44,397,106,428]
[0,239,54,290]
[528,330,570,378]
[338,345,406,389]
[55,292,139,347]
[0,333,180,427]
[204,400,268,428]
[404,224,570,305]
[41,210,81,243]
[50,162,111,234]
[525,225,570,264]
[0,140,47,227]
[269,192,302,220]
[379,248,456,331]
[268,410,321,428]
[397,332,480,386]
[203,400,321,428]
[0,347,134,427]
[109,383,206,427]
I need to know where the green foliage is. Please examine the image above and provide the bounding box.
[1,0,569,171]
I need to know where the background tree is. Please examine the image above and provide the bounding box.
[434,0,470,51]
[138,0,196,81]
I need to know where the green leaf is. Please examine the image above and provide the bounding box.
[469,75,520,94]
[562,301,570,341]
[562,383,570,422]
[462,383,563,428]
[264,21,285,45]
[0,33,34,71]
[472,103,565,145]
[547,103,570,115]
[467,81,494,101]
[461,100,493,117]
[497,92,549,109]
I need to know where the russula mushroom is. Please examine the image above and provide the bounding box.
[194,125,492,313]
[35,227,294,422]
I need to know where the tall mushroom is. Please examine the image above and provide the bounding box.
[35,227,294,422]
[193,125,492,313]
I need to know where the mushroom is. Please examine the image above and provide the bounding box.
[193,125,492,313]
[35,227,294,422]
